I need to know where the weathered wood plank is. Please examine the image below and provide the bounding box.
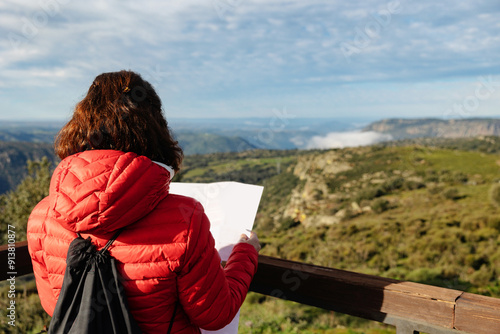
[249,255,394,321]
[381,281,462,328]
[455,292,500,334]
[250,256,463,329]
[384,315,469,334]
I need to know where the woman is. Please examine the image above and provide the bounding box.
[27,70,260,333]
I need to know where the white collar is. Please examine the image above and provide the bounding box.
[153,161,175,180]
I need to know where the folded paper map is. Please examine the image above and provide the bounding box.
[169,181,264,334]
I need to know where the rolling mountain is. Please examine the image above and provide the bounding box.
[364,118,500,140]
[1,117,499,194]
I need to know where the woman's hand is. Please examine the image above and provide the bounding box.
[238,232,261,253]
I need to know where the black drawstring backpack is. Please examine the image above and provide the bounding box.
[48,229,142,333]
[48,229,177,334]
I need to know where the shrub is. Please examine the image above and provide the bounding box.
[277,217,301,231]
[439,171,468,184]
[424,169,439,183]
[453,171,469,184]
[326,177,344,193]
[403,180,425,190]
[487,216,500,231]
[424,175,439,183]
[470,264,494,286]
[427,185,443,195]
[465,248,491,268]
[257,216,275,232]
[462,216,486,231]
[354,186,386,202]
[313,189,324,200]
[489,183,500,208]
[406,268,442,285]
[443,187,460,200]
[0,275,51,333]
[382,176,404,192]
[372,198,390,213]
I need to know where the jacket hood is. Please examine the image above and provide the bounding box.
[49,150,172,234]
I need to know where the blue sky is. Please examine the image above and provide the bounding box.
[0,0,499,121]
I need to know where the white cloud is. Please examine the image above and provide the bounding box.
[305,131,393,149]
[0,0,499,119]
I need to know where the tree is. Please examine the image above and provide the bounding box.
[0,157,52,244]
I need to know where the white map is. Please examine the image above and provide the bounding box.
[169,181,264,334]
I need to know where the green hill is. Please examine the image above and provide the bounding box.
[176,131,256,155]
[177,138,500,298]
[177,137,500,333]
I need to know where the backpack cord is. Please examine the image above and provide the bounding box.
[100,228,125,253]
[167,302,178,334]
[75,229,124,253]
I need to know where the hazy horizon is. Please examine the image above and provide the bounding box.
[1,114,500,123]
[1,116,499,151]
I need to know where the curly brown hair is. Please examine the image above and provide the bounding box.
[55,70,183,171]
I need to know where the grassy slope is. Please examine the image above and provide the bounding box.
[239,144,499,333]
[261,146,499,292]
[176,143,500,333]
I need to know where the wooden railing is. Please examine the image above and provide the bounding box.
[2,242,500,334]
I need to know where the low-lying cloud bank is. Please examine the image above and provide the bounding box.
[305,131,393,149]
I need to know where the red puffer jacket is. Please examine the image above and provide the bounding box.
[27,150,258,333]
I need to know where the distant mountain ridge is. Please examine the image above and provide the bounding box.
[176,132,256,154]
[0,132,256,194]
[364,118,500,140]
[0,128,256,156]
[2,117,499,194]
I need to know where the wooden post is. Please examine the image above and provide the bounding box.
[0,241,32,280]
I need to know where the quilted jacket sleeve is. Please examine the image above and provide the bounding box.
[177,202,258,330]
[27,198,58,316]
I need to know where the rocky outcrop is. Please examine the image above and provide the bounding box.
[281,150,352,228]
